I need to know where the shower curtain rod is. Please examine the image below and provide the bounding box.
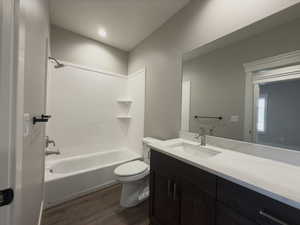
[48,57,128,78]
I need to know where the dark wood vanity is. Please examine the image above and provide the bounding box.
[149,150,300,225]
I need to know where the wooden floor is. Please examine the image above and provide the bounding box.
[42,185,149,225]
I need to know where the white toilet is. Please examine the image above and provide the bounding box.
[114,138,158,207]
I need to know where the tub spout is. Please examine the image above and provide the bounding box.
[45,148,60,156]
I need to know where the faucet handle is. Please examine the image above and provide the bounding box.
[45,136,56,147]
[209,127,215,135]
[198,126,207,134]
[194,133,200,139]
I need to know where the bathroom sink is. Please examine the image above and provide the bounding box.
[167,142,221,159]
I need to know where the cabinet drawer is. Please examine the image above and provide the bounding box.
[217,178,300,225]
[151,150,216,197]
[216,202,257,225]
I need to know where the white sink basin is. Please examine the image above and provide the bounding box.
[167,142,221,159]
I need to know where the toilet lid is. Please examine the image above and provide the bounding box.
[114,160,148,177]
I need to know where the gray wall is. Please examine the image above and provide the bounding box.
[183,18,300,141]
[128,0,300,139]
[50,25,129,75]
[258,80,300,151]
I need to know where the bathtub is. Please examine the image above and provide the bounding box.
[44,149,141,208]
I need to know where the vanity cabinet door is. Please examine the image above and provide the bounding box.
[150,171,180,225]
[150,150,181,225]
[180,179,215,225]
[216,202,257,225]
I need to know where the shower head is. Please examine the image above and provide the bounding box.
[54,62,64,69]
[49,57,64,69]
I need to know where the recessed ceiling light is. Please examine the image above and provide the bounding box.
[98,28,107,38]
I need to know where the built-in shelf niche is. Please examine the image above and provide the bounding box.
[116,98,132,120]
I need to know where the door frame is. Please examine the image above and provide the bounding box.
[243,50,300,142]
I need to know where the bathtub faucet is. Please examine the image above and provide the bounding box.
[45,148,60,156]
[45,136,60,156]
[46,136,56,148]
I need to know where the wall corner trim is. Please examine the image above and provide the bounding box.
[128,67,146,78]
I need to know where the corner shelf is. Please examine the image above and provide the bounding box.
[117,99,133,104]
[116,116,132,119]
[116,98,132,121]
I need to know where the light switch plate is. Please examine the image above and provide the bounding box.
[230,115,239,122]
[23,113,31,137]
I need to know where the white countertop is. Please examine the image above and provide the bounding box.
[149,138,300,210]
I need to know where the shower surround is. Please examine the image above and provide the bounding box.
[45,61,145,207]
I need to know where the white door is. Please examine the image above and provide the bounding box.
[0,0,17,224]
[0,0,49,224]
[16,0,50,224]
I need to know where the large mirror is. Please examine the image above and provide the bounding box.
[181,16,300,151]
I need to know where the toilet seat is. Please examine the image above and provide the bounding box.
[114,160,149,182]
[115,160,148,176]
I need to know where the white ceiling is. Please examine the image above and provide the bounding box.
[50,0,190,51]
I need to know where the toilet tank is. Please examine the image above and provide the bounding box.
[142,137,161,164]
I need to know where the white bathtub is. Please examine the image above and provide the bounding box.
[44,149,141,208]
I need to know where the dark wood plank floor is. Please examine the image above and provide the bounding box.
[42,184,149,225]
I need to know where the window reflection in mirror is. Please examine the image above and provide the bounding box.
[256,79,300,151]
[257,95,267,133]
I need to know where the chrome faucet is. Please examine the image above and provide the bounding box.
[46,136,56,148]
[195,127,207,146]
[45,136,60,156]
